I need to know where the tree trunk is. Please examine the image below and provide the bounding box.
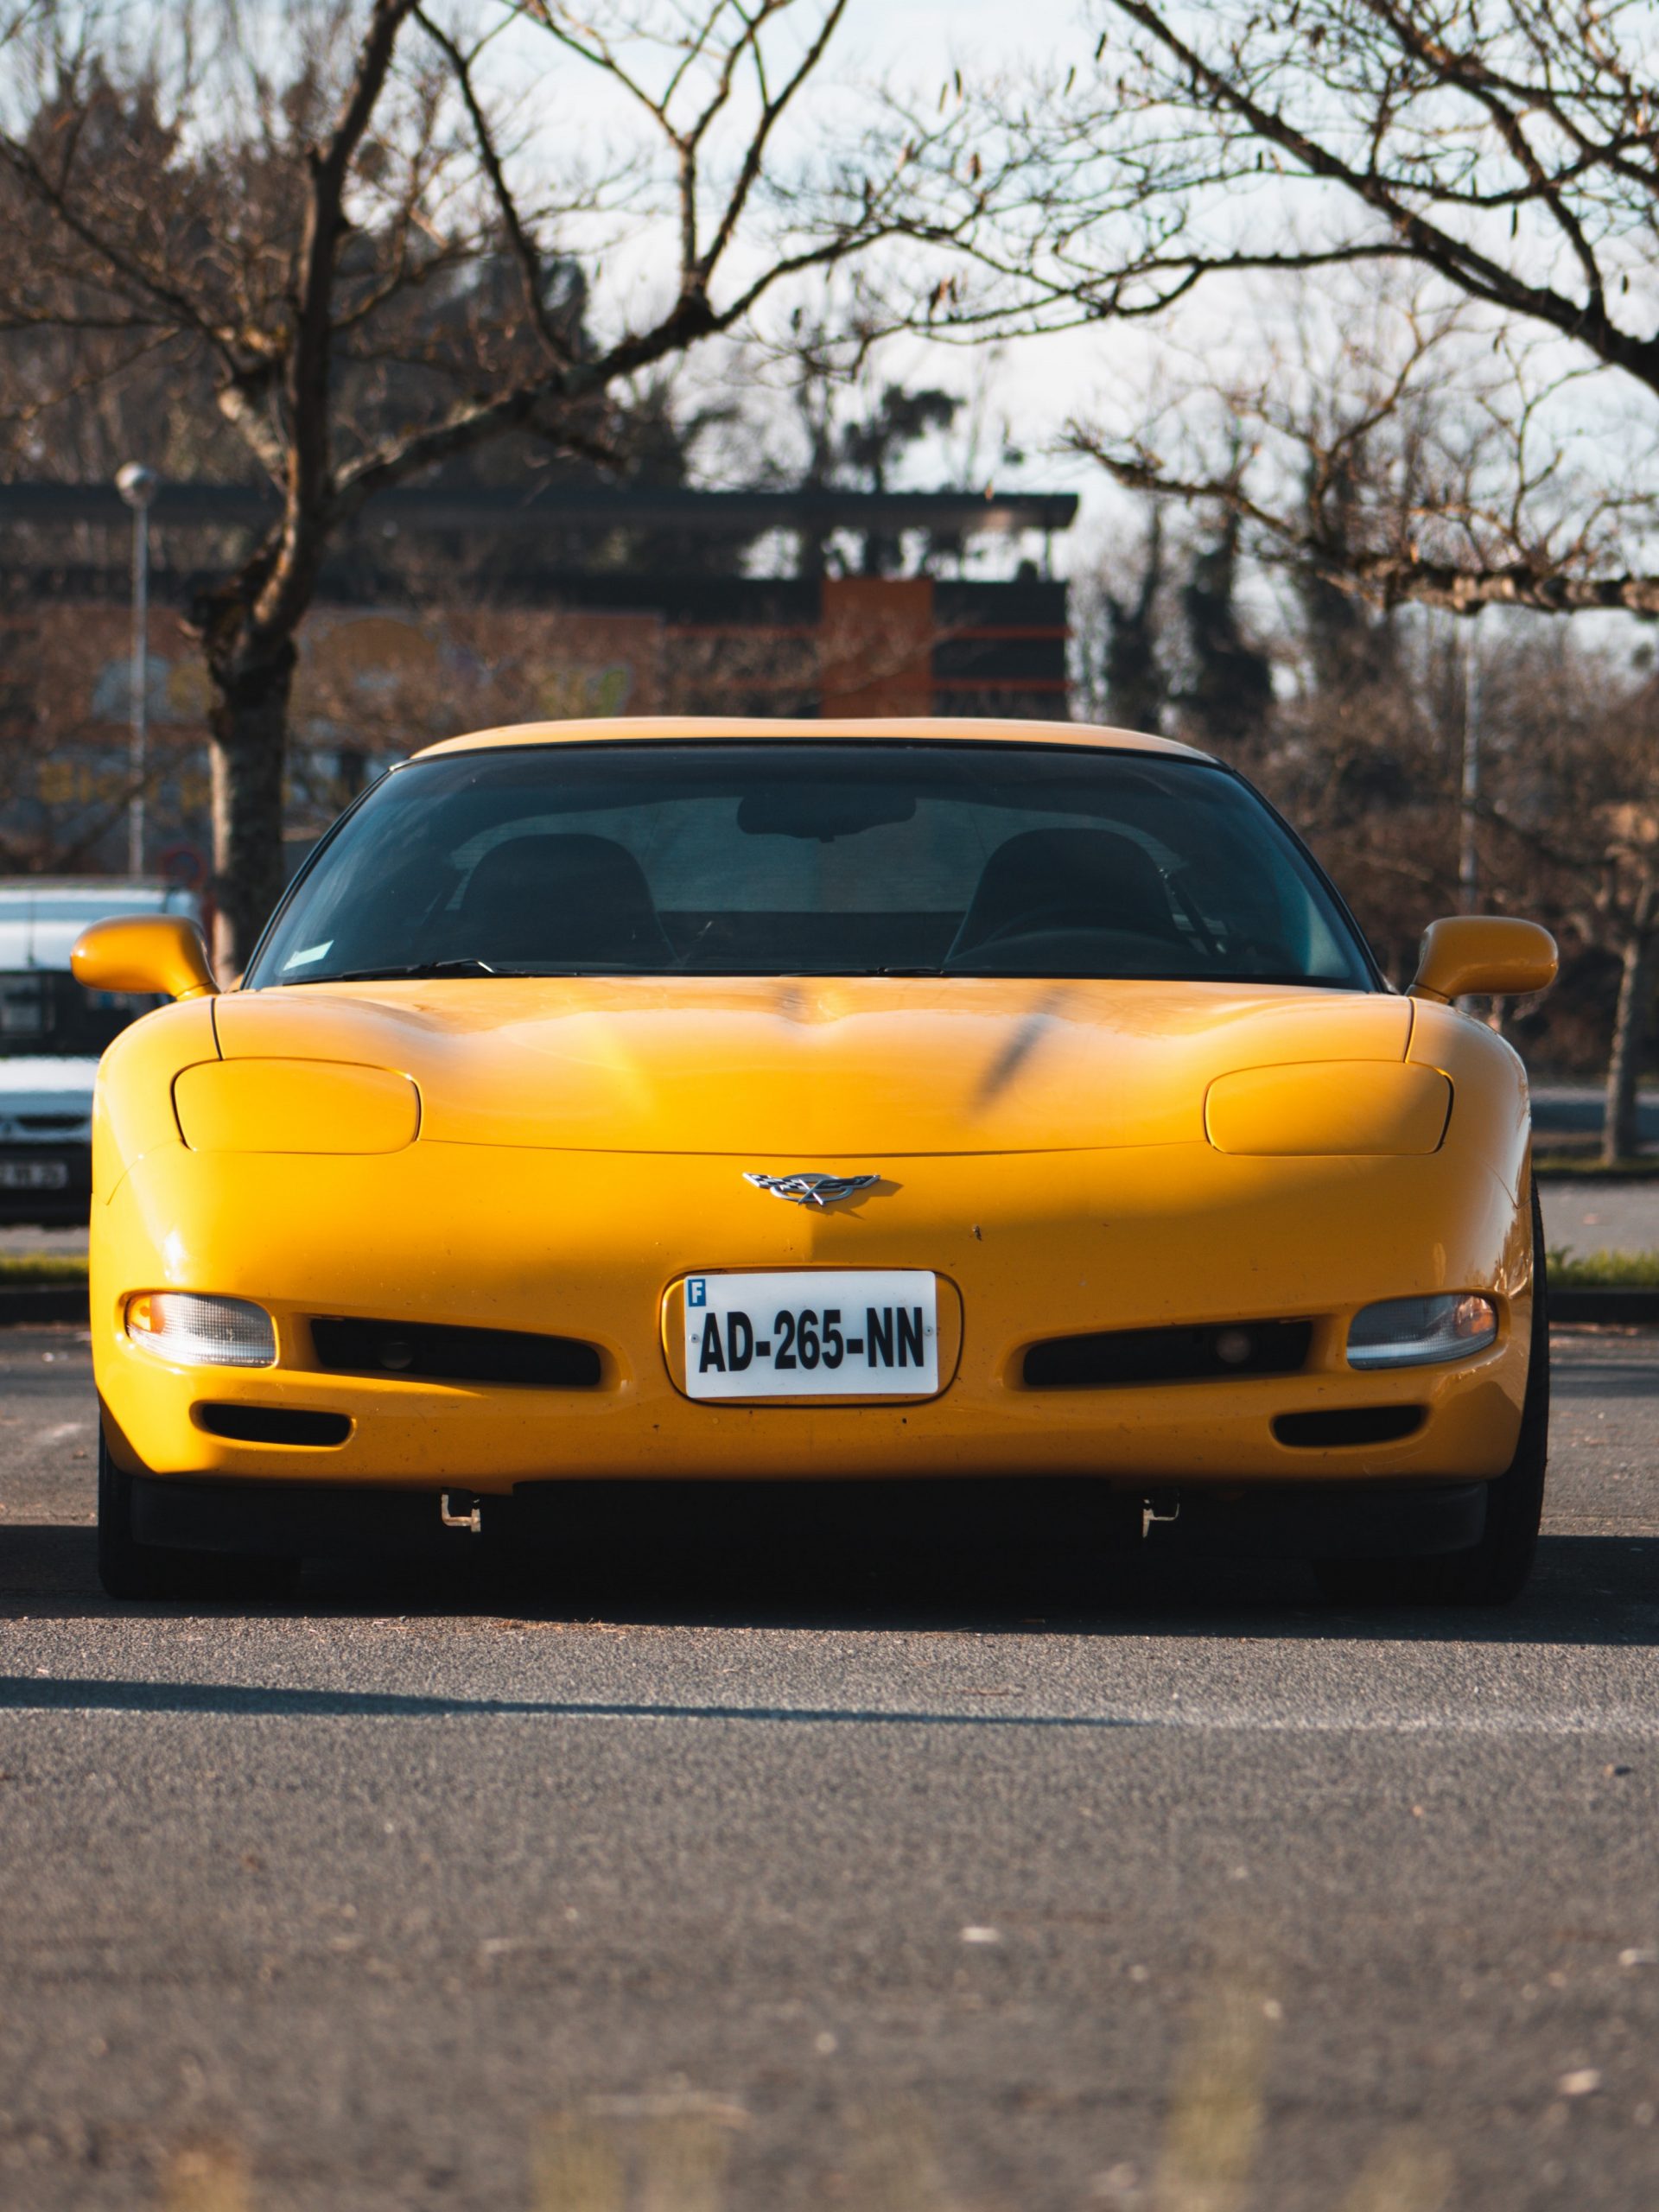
[1603,880,1656,1164]
[206,639,297,978]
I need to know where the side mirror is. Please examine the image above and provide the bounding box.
[1408,916,1557,1004]
[71,915,218,1002]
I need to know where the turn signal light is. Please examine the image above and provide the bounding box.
[1346,1294,1497,1370]
[126,1293,276,1369]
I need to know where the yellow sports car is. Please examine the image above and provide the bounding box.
[73,717,1557,1606]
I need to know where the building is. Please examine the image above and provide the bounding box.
[0,481,1077,880]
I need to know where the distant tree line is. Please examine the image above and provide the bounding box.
[1074,496,1659,1155]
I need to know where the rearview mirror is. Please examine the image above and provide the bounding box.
[736,786,918,842]
[71,915,218,1002]
[1408,916,1557,1003]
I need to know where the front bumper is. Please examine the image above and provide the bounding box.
[93,1137,1534,1491]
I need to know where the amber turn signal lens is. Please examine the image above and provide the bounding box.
[125,1293,276,1368]
[1346,1294,1497,1370]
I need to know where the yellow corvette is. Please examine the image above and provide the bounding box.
[73,717,1558,1606]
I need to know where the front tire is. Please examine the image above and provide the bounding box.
[1316,1183,1549,1608]
[97,1433,297,1603]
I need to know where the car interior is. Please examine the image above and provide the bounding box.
[251,744,1365,988]
[439,822,1277,977]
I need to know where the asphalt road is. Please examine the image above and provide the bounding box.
[1,1331,1656,2212]
[1541,1184,1659,1260]
[1531,1084,1659,1152]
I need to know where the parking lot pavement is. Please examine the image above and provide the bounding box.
[1542,1180,1659,1258]
[0,1329,1656,2212]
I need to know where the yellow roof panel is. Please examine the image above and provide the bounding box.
[415,715,1211,763]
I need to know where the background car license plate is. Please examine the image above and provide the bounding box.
[683,1270,939,1399]
[0,1160,70,1190]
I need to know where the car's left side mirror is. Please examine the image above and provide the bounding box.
[1408,916,1557,1003]
[71,916,218,1002]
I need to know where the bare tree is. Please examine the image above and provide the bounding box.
[0,0,916,963]
[1071,507,1169,733]
[906,0,1659,620]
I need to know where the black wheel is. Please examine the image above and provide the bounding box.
[97,1433,299,1603]
[1316,1182,1549,1608]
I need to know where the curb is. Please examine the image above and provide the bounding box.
[1535,1161,1659,1183]
[1548,1287,1659,1325]
[0,1285,88,1326]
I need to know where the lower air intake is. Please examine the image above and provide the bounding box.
[194,1404,352,1446]
[1022,1319,1313,1390]
[309,1317,602,1389]
[1273,1406,1425,1448]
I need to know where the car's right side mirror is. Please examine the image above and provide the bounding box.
[71,916,218,1002]
[1408,916,1558,1003]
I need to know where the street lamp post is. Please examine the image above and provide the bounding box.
[1457,608,1489,1023]
[115,463,159,878]
[1459,607,1481,914]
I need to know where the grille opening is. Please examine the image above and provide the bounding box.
[1022,1319,1313,1391]
[309,1317,602,1390]
[194,1404,352,1446]
[1274,1406,1425,1449]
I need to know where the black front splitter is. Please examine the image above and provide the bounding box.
[128,1471,1487,1566]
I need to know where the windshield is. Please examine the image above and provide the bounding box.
[0,970,162,1058]
[247,741,1375,989]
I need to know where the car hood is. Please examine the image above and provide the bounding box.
[211,978,1412,1155]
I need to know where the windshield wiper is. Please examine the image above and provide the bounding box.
[304,959,499,983]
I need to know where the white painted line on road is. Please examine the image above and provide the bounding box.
[33,1421,85,1445]
[1103,1710,1659,1738]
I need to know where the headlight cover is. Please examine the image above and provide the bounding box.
[126,1292,276,1368]
[173,1059,419,1154]
[1205,1062,1452,1156]
[1347,1294,1497,1370]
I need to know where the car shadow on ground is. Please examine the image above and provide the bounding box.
[1,1521,1656,1648]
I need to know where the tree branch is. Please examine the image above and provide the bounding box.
[1071,427,1659,616]
[413,8,575,364]
[1103,0,1659,389]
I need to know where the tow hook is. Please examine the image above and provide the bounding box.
[439,1491,482,1535]
[1141,1493,1180,1541]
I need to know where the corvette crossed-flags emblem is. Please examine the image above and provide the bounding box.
[743,1171,880,1209]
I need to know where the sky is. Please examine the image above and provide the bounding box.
[463,0,1650,618]
[470,0,1122,577]
[832,0,1186,582]
[873,0,1088,48]
[704,0,1656,628]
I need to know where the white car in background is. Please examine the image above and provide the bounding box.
[0,880,203,1224]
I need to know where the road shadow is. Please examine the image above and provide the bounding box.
[1552,1353,1659,1398]
[2,1518,1655,1648]
[0,1668,1150,1727]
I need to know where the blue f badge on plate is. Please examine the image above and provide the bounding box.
[687,1279,707,1307]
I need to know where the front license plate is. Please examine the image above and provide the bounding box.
[0,1159,70,1190]
[683,1270,939,1399]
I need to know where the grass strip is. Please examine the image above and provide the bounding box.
[1547,1248,1659,1289]
[0,1253,88,1285]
